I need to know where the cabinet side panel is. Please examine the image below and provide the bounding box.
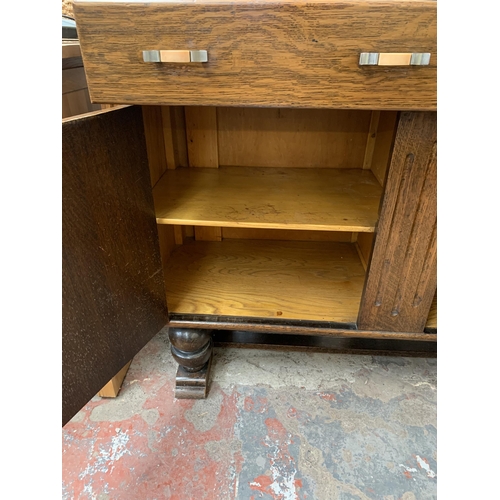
[162,106,188,169]
[357,111,436,332]
[62,106,168,426]
[142,105,168,186]
[370,111,399,186]
[356,232,375,270]
[426,291,437,331]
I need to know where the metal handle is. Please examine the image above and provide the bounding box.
[143,50,208,63]
[359,52,431,66]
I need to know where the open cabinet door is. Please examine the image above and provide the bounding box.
[62,106,168,426]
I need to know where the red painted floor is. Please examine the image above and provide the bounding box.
[63,328,437,499]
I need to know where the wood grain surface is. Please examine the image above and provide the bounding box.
[164,239,366,322]
[73,1,436,110]
[221,228,353,242]
[185,106,219,168]
[357,111,437,332]
[426,292,437,329]
[142,105,168,186]
[98,361,132,398]
[217,108,371,168]
[370,111,399,186]
[169,315,437,342]
[355,232,374,271]
[194,226,222,241]
[162,106,188,169]
[362,111,381,170]
[157,224,177,264]
[62,106,168,426]
[153,166,383,231]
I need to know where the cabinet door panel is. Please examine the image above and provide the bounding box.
[62,106,168,426]
[357,111,437,332]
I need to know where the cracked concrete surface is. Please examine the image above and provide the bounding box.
[63,328,437,499]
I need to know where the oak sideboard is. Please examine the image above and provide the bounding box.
[62,0,437,425]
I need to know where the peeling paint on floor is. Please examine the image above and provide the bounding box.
[62,328,437,499]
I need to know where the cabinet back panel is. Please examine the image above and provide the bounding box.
[186,106,219,168]
[217,107,371,168]
[222,228,353,242]
[142,105,168,186]
[143,105,189,184]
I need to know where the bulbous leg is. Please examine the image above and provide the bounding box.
[168,328,213,398]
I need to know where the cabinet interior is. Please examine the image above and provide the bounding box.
[145,105,407,324]
[426,293,437,331]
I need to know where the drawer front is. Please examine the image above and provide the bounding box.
[74,1,436,110]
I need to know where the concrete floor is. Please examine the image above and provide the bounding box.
[62,328,437,499]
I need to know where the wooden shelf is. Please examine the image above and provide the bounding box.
[165,239,366,323]
[154,167,382,232]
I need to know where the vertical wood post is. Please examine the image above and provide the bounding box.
[357,112,437,332]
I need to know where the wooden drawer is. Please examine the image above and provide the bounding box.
[73,0,436,110]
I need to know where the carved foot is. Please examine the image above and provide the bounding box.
[168,328,213,399]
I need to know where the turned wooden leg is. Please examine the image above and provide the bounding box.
[168,328,213,399]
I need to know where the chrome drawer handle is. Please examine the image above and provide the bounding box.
[359,52,431,66]
[143,50,208,63]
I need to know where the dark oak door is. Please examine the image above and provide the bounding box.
[62,106,168,426]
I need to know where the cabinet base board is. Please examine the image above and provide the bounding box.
[168,314,436,343]
[213,330,436,357]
